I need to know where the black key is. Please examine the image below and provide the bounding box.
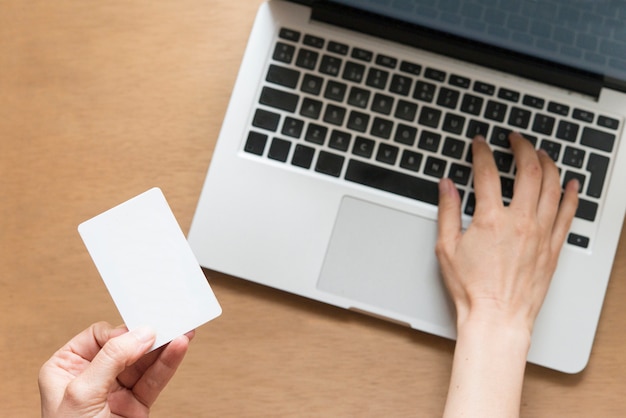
[324,80,347,102]
[305,123,327,145]
[315,151,345,177]
[508,107,531,129]
[413,81,437,102]
[418,130,441,152]
[586,153,609,198]
[400,150,423,172]
[581,127,616,152]
[532,113,556,135]
[389,74,412,96]
[323,104,346,126]
[597,115,619,130]
[376,54,397,68]
[490,126,511,147]
[328,41,349,55]
[540,139,561,161]
[347,110,370,132]
[464,192,476,215]
[282,117,304,138]
[342,61,366,83]
[370,117,393,139]
[442,113,466,135]
[466,120,490,139]
[273,42,295,63]
[500,176,515,199]
[353,136,375,158]
[260,86,299,112]
[301,74,323,95]
[442,137,465,159]
[493,150,514,172]
[548,101,569,116]
[425,67,446,81]
[474,81,495,95]
[437,87,460,109]
[523,94,545,109]
[568,233,590,248]
[498,88,520,102]
[371,93,394,115]
[563,171,585,193]
[319,55,342,76]
[394,123,417,145]
[300,97,323,119]
[562,146,585,168]
[366,68,389,89]
[400,60,421,75]
[252,109,280,131]
[460,94,484,115]
[268,137,291,162]
[576,198,598,221]
[352,47,373,62]
[424,156,447,178]
[449,74,471,88]
[244,131,268,155]
[485,100,507,122]
[394,100,418,122]
[556,120,579,142]
[347,86,370,108]
[291,144,315,169]
[295,48,319,70]
[376,143,400,165]
[329,130,351,151]
[279,28,300,42]
[266,61,293,91]
[449,163,471,185]
[303,34,324,49]
[418,106,442,128]
[573,108,594,123]
[345,159,439,205]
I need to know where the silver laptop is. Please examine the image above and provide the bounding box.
[188,0,626,373]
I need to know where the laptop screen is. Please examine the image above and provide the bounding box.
[331,0,626,85]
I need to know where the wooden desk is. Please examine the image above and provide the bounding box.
[2,1,625,416]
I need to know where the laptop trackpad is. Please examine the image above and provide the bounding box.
[317,197,454,328]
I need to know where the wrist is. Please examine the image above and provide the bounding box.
[456,306,533,364]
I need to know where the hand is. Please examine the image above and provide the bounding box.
[436,132,579,417]
[39,322,194,418]
[436,132,579,334]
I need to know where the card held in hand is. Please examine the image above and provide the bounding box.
[78,187,222,350]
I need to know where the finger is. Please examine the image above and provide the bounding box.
[508,132,543,210]
[535,149,563,227]
[132,334,191,407]
[551,179,579,249]
[117,328,197,390]
[470,135,502,211]
[436,178,462,251]
[64,322,118,363]
[68,327,156,399]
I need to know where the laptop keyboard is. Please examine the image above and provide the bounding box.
[243,27,622,249]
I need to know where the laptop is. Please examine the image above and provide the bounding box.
[188,0,626,373]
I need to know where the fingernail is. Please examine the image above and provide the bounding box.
[131,326,156,343]
[473,135,485,142]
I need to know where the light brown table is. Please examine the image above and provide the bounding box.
[2,1,626,416]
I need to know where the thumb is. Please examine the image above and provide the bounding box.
[436,178,462,246]
[68,327,156,400]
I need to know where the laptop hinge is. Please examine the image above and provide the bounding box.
[311,1,604,100]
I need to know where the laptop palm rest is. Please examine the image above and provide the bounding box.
[317,196,455,329]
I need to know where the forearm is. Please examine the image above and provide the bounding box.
[443,315,531,418]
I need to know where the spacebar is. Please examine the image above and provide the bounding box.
[345,159,439,205]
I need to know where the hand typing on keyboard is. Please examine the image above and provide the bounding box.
[435,132,579,418]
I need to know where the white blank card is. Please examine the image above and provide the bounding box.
[78,188,222,350]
